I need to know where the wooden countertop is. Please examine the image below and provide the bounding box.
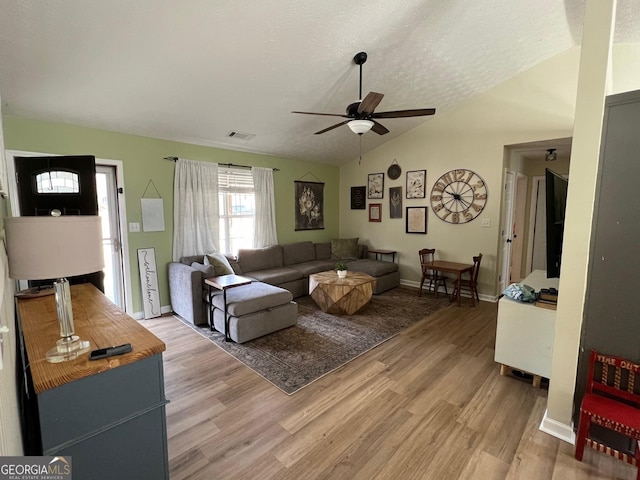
[17,283,166,394]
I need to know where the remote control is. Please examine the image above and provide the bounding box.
[89,343,132,360]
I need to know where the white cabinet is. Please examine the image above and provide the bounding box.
[494,270,559,385]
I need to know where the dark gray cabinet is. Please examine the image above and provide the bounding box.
[17,284,169,480]
[575,89,640,446]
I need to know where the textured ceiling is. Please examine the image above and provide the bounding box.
[0,1,638,165]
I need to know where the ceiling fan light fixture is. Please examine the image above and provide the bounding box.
[348,119,374,135]
[545,148,557,162]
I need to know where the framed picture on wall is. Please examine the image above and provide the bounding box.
[351,186,366,209]
[406,206,428,234]
[369,203,382,222]
[295,181,324,230]
[406,170,426,199]
[389,186,402,218]
[368,173,384,199]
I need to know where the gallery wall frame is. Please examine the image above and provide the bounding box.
[295,180,324,230]
[351,186,366,209]
[406,206,428,234]
[368,173,384,199]
[369,203,382,222]
[389,186,402,218]
[406,170,426,199]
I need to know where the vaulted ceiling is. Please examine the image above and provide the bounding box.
[0,1,638,165]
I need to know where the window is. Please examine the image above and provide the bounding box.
[35,170,80,193]
[218,168,255,254]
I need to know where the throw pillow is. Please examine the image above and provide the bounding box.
[330,238,359,260]
[205,252,234,275]
[190,262,216,281]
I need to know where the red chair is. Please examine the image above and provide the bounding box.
[575,349,640,480]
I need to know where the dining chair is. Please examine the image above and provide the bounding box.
[451,253,482,306]
[574,349,640,480]
[418,248,448,297]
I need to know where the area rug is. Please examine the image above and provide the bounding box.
[180,286,451,394]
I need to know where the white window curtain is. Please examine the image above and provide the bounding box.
[173,159,219,261]
[251,167,278,247]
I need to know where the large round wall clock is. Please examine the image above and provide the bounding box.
[430,168,488,224]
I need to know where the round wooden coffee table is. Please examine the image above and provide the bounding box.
[308,271,377,315]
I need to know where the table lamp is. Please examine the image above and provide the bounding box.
[5,215,104,363]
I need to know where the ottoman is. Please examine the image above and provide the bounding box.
[211,281,297,343]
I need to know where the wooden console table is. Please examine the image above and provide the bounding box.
[16,283,169,479]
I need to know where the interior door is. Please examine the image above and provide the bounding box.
[14,155,104,291]
[499,170,515,293]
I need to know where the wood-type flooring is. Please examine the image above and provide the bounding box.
[142,296,637,480]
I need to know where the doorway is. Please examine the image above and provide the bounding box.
[6,151,131,312]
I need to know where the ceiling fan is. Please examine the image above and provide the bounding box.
[292,51,436,136]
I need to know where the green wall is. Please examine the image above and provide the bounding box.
[2,117,340,314]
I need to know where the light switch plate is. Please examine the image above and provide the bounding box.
[481,219,491,227]
[129,222,141,232]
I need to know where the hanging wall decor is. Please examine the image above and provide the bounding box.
[351,186,366,209]
[406,170,426,199]
[369,203,382,222]
[406,206,428,234]
[141,179,165,232]
[368,173,384,199]
[295,180,324,230]
[389,186,403,218]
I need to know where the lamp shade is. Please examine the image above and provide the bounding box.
[347,119,374,135]
[5,216,104,280]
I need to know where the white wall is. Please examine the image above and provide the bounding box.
[340,47,580,297]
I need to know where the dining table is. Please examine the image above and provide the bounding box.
[425,260,474,306]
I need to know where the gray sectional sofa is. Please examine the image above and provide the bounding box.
[168,240,400,326]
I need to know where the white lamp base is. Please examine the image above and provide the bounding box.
[46,335,91,363]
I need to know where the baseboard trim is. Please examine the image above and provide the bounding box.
[539,409,576,445]
[399,279,497,303]
[132,304,173,320]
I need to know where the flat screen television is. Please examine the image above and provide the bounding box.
[545,168,568,278]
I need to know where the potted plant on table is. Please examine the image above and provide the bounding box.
[335,262,348,279]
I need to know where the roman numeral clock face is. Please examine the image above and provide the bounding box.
[430,169,488,224]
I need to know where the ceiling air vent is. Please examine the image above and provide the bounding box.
[226,130,255,141]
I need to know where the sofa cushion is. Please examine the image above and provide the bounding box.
[205,252,234,275]
[282,241,316,266]
[242,267,302,285]
[331,238,359,260]
[190,262,216,281]
[212,282,293,317]
[314,242,331,260]
[347,258,399,277]
[237,245,283,272]
[288,260,336,277]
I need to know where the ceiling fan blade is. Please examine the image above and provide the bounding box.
[371,121,389,135]
[292,111,349,118]
[357,92,384,115]
[372,108,436,119]
[314,120,350,135]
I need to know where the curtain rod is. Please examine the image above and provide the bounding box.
[164,156,279,171]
